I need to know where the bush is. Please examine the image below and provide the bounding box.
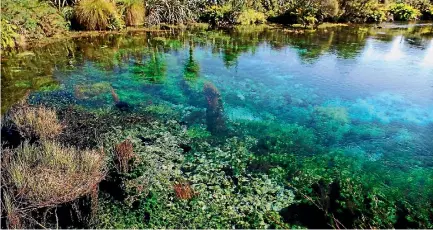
[203,4,238,27]
[10,105,63,140]
[2,141,105,207]
[389,3,421,21]
[0,19,19,50]
[117,0,145,26]
[0,0,67,40]
[237,9,266,25]
[75,0,123,30]
[146,0,196,25]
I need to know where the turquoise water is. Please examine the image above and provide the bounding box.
[2,24,433,227]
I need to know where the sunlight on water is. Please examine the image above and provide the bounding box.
[422,39,433,67]
[384,35,405,61]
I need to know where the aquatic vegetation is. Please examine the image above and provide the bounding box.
[114,139,135,173]
[75,0,123,30]
[1,25,433,229]
[132,49,167,83]
[173,181,197,200]
[203,82,226,134]
[74,82,111,99]
[9,105,63,140]
[186,124,211,139]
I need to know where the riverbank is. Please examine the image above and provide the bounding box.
[1,0,432,52]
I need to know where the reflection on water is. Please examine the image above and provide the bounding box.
[1,24,433,225]
[423,39,433,66]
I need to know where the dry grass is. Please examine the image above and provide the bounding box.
[10,105,63,140]
[114,139,135,173]
[4,141,105,207]
[75,0,119,30]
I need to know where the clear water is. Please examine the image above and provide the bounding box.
[2,24,433,218]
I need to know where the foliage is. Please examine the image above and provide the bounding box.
[145,0,198,25]
[9,105,64,140]
[97,133,295,229]
[237,9,267,25]
[1,19,19,50]
[203,4,239,27]
[0,0,68,41]
[117,0,145,26]
[75,0,123,30]
[2,140,105,207]
[389,3,421,21]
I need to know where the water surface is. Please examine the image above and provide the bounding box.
[2,24,433,219]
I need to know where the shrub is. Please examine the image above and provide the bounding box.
[203,4,238,27]
[2,140,105,207]
[1,19,19,50]
[389,3,421,21]
[146,0,196,25]
[117,0,145,26]
[237,9,266,25]
[10,105,63,140]
[75,0,123,30]
[0,0,67,40]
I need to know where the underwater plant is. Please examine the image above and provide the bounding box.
[203,82,226,135]
[114,139,135,173]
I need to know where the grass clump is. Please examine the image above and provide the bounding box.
[10,105,63,140]
[117,0,145,26]
[75,0,123,30]
[3,140,105,207]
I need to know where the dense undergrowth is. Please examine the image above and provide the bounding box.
[1,0,433,51]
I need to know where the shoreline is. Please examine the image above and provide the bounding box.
[3,21,432,54]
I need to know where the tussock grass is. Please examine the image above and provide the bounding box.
[75,0,121,30]
[118,0,145,26]
[4,141,105,207]
[10,105,63,140]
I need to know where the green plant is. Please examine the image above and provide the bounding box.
[389,3,421,21]
[203,4,239,27]
[237,9,266,25]
[117,0,145,26]
[145,0,196,25]
[2,140,105,207]
[1,19,18,50]
[9,105,64,140]
[75,0,123,30]
[1,0,67,40]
